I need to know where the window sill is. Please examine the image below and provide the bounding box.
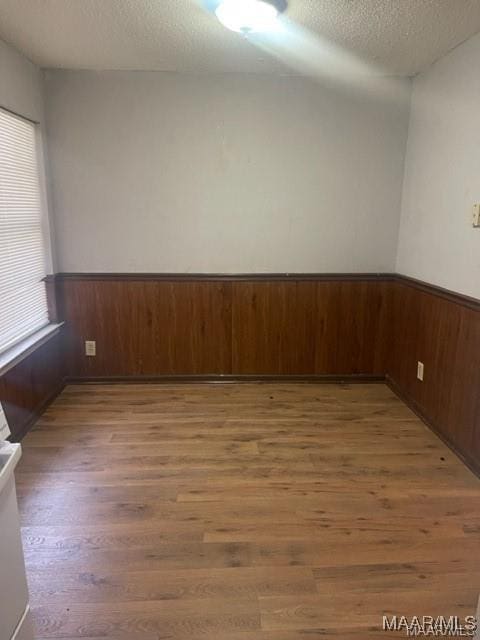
[0,323,64,377]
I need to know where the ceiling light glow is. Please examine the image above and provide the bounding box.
[215,0,285,34]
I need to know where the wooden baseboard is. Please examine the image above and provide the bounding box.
[386,376,480,479]
[65,374,386,385]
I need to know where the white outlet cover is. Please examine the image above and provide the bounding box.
[417,361,424,381]
[473,204,480,228]
[85,340,96,356]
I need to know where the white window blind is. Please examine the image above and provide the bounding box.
[0,108,49,355]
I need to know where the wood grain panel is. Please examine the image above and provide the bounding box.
[389,280,480,474]
[60,279,232,377]
[0,332,65,441]
[314,280,391,375]
[59,275,391,379]
[231,282,317,374]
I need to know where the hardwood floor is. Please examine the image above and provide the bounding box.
[15,383,480,639]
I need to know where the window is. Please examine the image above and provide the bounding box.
[0,108,50,355]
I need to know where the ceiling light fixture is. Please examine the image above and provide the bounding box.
[215,0,287,34]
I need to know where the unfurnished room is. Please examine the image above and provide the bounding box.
[0,1,479,639]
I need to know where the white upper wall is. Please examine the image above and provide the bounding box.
[44,70,410,273]
[0,38,44,121]
[396,32,480,298]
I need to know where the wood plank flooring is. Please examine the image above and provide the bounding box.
[16,383,480,639]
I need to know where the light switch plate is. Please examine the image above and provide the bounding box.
[473,204,480,228]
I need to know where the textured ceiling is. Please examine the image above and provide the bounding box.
[0,0,480,76]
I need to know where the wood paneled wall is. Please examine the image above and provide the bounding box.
[388,277,480,474]
[61,279,232,377]
[0,332,65,441]
[56,275,392,379]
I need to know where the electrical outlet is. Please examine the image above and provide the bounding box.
[417,361,424,381]
[473,204,480,228]
[85,340,96,357]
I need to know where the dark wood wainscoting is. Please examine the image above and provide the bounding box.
[60,279,233,377]
[0,332,65,441]
[232,280,392,375]
[56,274,393,379]
[388,277,480,474]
